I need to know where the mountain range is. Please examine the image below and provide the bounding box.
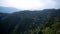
[0,9,60,34]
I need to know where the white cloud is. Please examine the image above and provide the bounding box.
[6,0,45,10]
[0,0,59,10]
[43,0,56,9]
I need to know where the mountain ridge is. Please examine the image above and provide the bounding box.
[0,6,20,13]
[0,9,60,34]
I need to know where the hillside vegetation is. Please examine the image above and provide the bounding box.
[0,9,60,34]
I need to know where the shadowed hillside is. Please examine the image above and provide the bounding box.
[0,9,60,34]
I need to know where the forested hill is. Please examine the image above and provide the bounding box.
[0,9,60,34]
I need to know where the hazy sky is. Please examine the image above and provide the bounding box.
[0,0,60,10]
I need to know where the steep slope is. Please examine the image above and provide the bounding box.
[0,9,60,34]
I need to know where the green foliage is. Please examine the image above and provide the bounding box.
[41,16,60,34]
[42,27,55,34]
[52,23,60,30]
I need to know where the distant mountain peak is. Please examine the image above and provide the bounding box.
[0,6,20,13]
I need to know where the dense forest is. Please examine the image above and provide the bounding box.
[0,9,60,34]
